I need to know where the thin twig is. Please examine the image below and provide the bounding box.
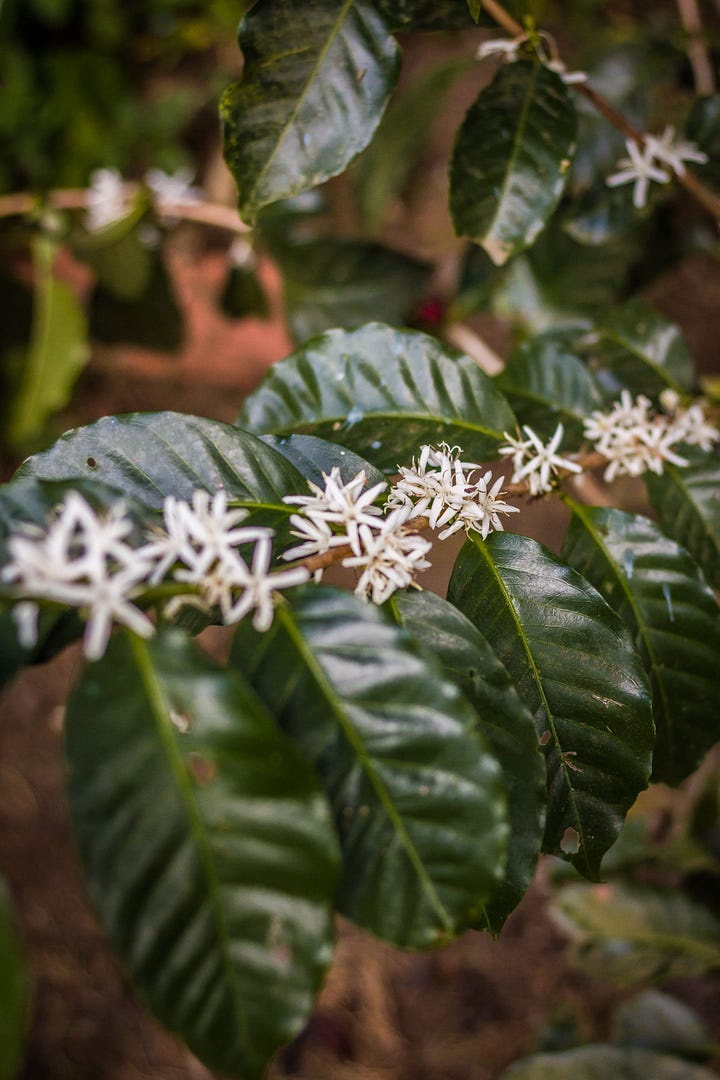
[445,323,505,375]
[0,185,251,234]
[480,0,720,221]
[676,0,716,95]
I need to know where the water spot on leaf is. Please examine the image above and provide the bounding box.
[371,440,382,450]
[344,406,364,428]
[661,582,675,622]
[86,457,97,469]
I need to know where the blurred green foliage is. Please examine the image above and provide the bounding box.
[0,0,246,193]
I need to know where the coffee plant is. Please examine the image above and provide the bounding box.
[1,1,720,1077]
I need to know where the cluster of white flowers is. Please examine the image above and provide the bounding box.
[607,128,708,209]
[1,492,155,660]
[85,166,203,232]
[499,423,583,495]
[2,490,308,661]
[142,490,308,630]
[282,467,432,604]
[584,390,719,481]
[385,443,519,539]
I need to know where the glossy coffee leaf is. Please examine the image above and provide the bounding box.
[221,0,399,221]
[392,589,545,934]
[450,61,577,265]
[273,238,431,343]
[261,433,385,489]
[238,322,516,471]
[16,412,305,535]
[551,883,720,984]
[496,331,605,443]
[231,586,508,949]
[501,1046,719,1080]
[580,300,695,396]
[66,629,339,1080]
[562,504,720,783]
[448,533,654,879]
[645,449,720,590]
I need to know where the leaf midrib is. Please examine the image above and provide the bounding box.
[489,61,542,241]
[565,501,673,759]
[129,633,250,1054]
[277,606,453,933]
[470,537,590,875]
[597,327,685,393]
[266,408,507,440]
[248,0,358,208]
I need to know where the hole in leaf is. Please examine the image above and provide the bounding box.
[560,826,580,855]
[86,457,97,468]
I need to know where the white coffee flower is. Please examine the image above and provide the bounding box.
[11,601,39,650]
[145,166,202,206]
[476,34,527,62]
[343,510,432,606]
[283,468,386,555]
[499,423,582,495]
[607,139,672,209]
[140,489,271,583]
[224,534,309,631]
[281,513,350,564]
[583,391,717,481]
[85,168,130,231]
[644,126,708,177]
[2,492,155,660]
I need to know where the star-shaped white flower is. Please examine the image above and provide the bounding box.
[644,126,708,176]
[284,468,386,555]
[343,511,432,606]
[607,139,672,209]
[281,513,350,564]
[225,534,309,631]
[476,34,527,62]
[499,424,582,494]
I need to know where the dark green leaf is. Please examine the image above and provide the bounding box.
[66,629,339,1080]
[496,331,605,442]
[220,264,270,320]
[579,300,696,397]
[7,235,89,449]
[562,505,720,784]
[500,1045,719,1080]
[551,883,720,984]
[448,533,654,879]
[272,239,431,343]
[374,0,476,30]
[89,251,183,353]
[391,589,545,934]
[611,991,714,1058]
[645,450,720,590]
[467,0,481,21]
[353,59,471,234]
[563,183,649,246]
[220,0,400,222]
[0,879,29,1080]
[260,433,385,489]
[449,61,577,265]
[231,585,508,948]
[16,413,305,532]
[238,322,516,472]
